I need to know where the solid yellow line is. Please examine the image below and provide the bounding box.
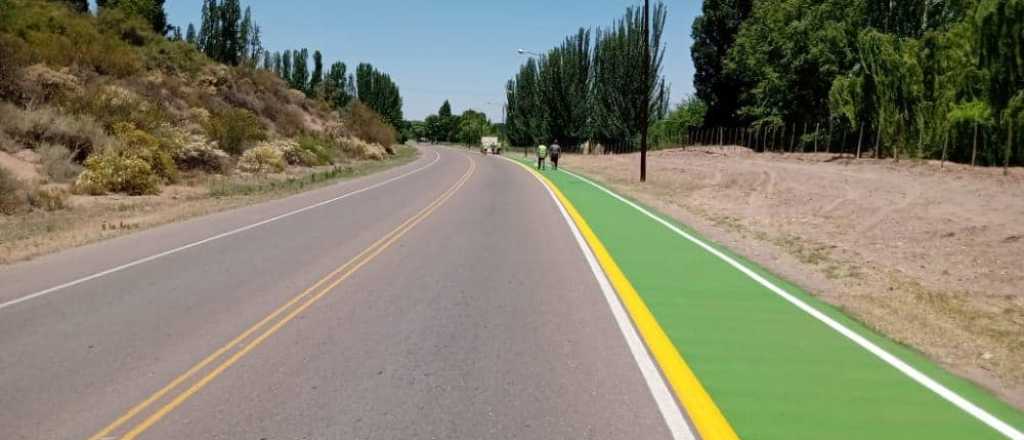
[518,163,740,440]
[94,155,475,440]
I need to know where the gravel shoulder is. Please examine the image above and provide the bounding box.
[561,147,1024,409]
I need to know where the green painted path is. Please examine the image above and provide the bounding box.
[519,157,1024,439]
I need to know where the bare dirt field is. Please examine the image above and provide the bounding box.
[562,147,1024,409]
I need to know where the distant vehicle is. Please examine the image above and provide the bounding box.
[480,136,502,155]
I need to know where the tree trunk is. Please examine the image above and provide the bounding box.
[875,123,881,159]
[972,122,978,167]
[1006,123,1012,176]
[941,128,948,169]
[857,122,864,159]
[840,125,848,157]
[814,123,820,153]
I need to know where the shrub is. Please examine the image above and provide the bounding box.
[173,139,230,173]
[344,101,397,148]
[75,151,160,195]
[111,122,178,183]
[0,34,29,101]
[338,136,387,161]
[204,108,267,155]
[0,167,28,215]
[66,84,167,132]
[0,103,112,159]
[293,136,335,166]
[27,186,67,211]
[237,144,285,174]
[15,64,82,107]
[38,143,82,183]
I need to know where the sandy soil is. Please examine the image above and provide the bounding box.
[562,147,1024,409]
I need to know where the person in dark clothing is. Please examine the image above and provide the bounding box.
[550,141,561,170]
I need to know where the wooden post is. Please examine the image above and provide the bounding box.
[857,122,864,159]
[840,125,848,157]
[972,122,978,167]
[875,123,881,159]
[790,123,797,152]
[826,121,833,154]
[814,123,820,153]
[780,125,787,154]
[720,126,724,146]
[1006,123,1013,176]
[941,127,948,169]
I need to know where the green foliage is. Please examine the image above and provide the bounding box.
[356,63,404,129]
[75,151,161,195]
[97,0,168,34]
[0,0,144,77]
[197,0,259,67]
[650,97,707,148]
[454,110,493,146]
[323,61,353,109]
[505,60,546,146]
[292,136,336,166]
[538,29,592,146]
[691,0,753,125]
[204,108,267,155]
[111,122,178,183]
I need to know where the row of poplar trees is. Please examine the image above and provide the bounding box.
[180,1,403,130]
[504,2,670,150]
[692,0,1024,168]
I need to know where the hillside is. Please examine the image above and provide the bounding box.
[0,0,407,262]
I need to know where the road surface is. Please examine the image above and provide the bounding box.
[0,145,675,439]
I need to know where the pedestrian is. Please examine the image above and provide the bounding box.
[537,144,547,170]
[550,141,561,170]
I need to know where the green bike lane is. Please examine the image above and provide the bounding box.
[518,158,1024,439]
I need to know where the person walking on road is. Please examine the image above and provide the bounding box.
[550,141,561,170]
[537,144,548,170]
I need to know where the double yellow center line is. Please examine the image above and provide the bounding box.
[89,154,476,440]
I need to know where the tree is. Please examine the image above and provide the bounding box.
[291,48,309,92]
[590,2,669,150]
[310,50,324,97]
[217,0,242,64]
[238,6,252,64]
[505,59,545,146]
[538,28,592,146]
[98,0,169,34]
[455,110,493,145]
[356,63,404,128]
[651,96,707,147]
[282,50,292,83]
[324,61,352,109]
[691,0,753,126]
[185,22,197,46]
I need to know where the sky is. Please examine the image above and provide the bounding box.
[163,0,700,122]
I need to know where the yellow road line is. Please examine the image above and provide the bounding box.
[92,154,476,440]
[517,163,739,440]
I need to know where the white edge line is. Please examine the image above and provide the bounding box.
[0,150,442,312]
[561,168,1024,440]
[503,156,696,440]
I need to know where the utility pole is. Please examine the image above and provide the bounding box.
[639,0,650,182]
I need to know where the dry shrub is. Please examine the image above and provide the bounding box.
[0,34,30,101]
[16,64,82,106]
[0,103,112,159]
[173,137,230,173]
[38,143,82,183]
[338,137,387,161]
[0,166,28,215]
[65,83,167,132]
[204,108,267,155]
[238,144,285,174]
[344,101,397,149]
[27,186,67,211]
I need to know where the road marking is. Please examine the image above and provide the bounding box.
[560,168,1024,440]
[0,150,441,313]
[504,158,701,440]
[89,153,475,440]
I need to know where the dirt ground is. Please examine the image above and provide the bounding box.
[562,147,1024,409]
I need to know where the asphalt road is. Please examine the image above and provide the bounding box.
[0,145,674,439]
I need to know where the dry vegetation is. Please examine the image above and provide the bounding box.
[564,147,1024,409]
[0,0,408,261]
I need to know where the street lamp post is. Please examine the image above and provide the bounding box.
[640,0,650,182]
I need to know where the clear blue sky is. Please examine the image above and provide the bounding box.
[163,0,699,122]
